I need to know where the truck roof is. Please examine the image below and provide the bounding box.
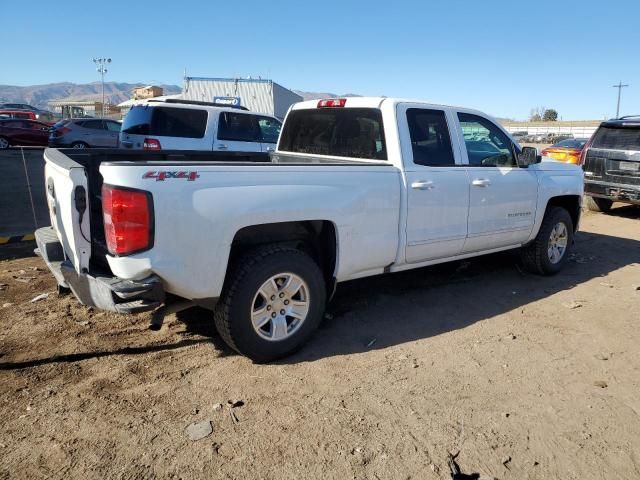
[290,96,487,116]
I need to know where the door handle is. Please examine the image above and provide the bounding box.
[472,178,491,187]
[411,180,435,190]
[217,144,228,150]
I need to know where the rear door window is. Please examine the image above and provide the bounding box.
[83,120,104,130]
[279,108,387,160]
[407,108,455,166]
[218,112,261,142]
[592,126,640,151]
[122,106,207,138]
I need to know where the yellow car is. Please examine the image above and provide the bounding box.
[541,138,588,164]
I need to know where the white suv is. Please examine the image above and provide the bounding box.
[119,100,282,152]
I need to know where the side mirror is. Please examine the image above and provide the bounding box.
[518,146,542,167]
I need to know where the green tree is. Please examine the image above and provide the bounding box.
[543,109,558,121]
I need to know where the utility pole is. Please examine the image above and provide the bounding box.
[612,81,629,118]
[93,58,112,117]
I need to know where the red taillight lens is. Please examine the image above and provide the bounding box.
[566,149,581,164]
[102,185,153,256]
[55,127,72,136]
[578,136,594,166]
[143,138,161,150]
[317,98,347,108]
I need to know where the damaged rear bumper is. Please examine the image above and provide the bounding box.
[35,226,164,313]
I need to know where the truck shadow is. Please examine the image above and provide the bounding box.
[276,225,640,364]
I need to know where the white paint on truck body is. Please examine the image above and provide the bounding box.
[47,96,583,304]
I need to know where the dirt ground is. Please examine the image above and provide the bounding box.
[1,207,639,480]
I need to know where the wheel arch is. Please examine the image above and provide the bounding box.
[227,220,339,299]
[546,195,581,232]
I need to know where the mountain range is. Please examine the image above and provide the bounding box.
[0,82,362,111]
[0,82,182,110]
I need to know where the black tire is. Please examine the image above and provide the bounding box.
[214,245,326,362]
[0,136,10,149]
[585,196,612,213]
[71,142,89,149]
[520,206,574,275]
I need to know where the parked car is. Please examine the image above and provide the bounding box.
[0,103,40,111]
[581,116,640,212]
[510,130,528,140]
[0,105,56,123]
[48,118,122,148]
[0,110,38,121]
[36,96,584,361]
[541,138,588,164]
[0,119,51,148]
[119,100,282,152]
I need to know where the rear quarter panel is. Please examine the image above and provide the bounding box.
[99,164,401,300]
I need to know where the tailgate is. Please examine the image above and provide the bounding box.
[584,148,640,187]
[43,148,92,273]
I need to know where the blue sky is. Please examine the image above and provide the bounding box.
[2,0,639,120]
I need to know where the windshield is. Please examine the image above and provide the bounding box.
[553,139,587,149]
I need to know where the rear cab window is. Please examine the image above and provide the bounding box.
[279,107,387,160]
[122,106,208,138]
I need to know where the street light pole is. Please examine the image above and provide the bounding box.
[93,57,112,117]
[612,81,629,118]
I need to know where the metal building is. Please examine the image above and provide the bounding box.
[182,77,303,119]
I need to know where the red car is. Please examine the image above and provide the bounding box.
[0,109,38,121]
[0,119,51,149]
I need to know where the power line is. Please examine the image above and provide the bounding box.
[612,81,629,118]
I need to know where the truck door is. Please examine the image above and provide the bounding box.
[400,105,470,263]
[454,112,538,252]
[215,112,263,152]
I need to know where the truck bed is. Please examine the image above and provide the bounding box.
[44,148,272,274]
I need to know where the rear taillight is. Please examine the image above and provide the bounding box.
[143,138,161,150]
[102,185,153,256]
[54,127,72,137]
[317,98,347,108]
[578,135,595,166]
[566,149,581,164]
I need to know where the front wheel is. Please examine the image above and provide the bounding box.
[520,206,574,275]
[0,136,9,149]
[71,142,88,149]
[214,245,326,362]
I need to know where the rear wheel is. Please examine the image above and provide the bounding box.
[71,141,88,149]
[214,245,326,362]
[520,206,574,275]
[0,136,9,149]
[585,196,613,213]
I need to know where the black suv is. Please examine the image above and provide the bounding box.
[582,116,640,212]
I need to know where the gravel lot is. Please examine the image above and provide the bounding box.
[1,207,639,479]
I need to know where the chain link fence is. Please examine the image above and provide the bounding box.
[0,148,49,240]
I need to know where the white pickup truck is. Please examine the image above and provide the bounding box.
[36,97,584,361]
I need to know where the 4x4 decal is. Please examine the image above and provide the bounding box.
[143,171,200,181]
